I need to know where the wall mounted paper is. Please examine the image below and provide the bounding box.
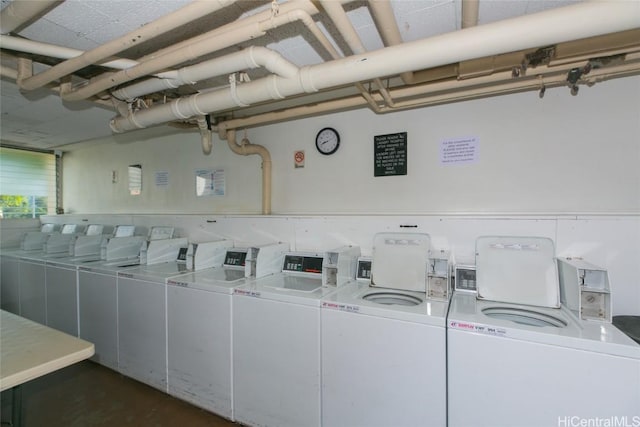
[195,169,225,197]
[440,136,479,165]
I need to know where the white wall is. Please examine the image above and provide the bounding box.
[56,76,640,316]
[62,75,640,215]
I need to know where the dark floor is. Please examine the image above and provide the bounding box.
[1,361,238,427]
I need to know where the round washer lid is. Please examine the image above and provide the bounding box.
[475,236,560,308]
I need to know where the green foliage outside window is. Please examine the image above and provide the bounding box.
[0,195,49,218]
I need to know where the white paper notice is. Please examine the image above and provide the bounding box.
[195,169,225,197]
[440,136,479,165]
[155,171,169,187]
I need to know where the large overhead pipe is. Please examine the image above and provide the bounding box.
[110,0,640,133]
[61,3,326,102]
[0,35,139,70]
[0,0,62,34]
[367,0,414,84]
[111,46,299,102]
[216,57,640,132]
[16,0,237,91]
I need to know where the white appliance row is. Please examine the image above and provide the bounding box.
[1,230,639,427]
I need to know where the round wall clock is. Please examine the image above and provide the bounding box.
[315,127,340,155]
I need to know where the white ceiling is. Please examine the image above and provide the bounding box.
[0,0,581,150]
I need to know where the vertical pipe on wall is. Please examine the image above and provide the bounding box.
[223,129,272,215]
[462,0,480,29]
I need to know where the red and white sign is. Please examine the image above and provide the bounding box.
[294,150,305,168]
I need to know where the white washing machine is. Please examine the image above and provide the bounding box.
[77,234,146,370]
[77,259,141,370]
[116,237,189,392]
[232,251,336,427]
[321,233,448,427]
[447,236,640,427]
[166,242,287,420]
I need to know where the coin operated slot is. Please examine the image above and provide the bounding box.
[356,258,372,283]
[558,257,611,322]
[322,246,361,287]
[454,265,477,293]
[427,250,450,300]
[246,247,259,278]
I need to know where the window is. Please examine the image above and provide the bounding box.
[0,146,56,219]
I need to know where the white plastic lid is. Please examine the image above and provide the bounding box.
[149,226,174,240]
[371,233,430,292]
[61,224,78,234]
[85,224,104,236]
[475,236,560,308]
[114,225,135,237]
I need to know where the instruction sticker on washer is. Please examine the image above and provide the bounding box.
[322,301,360,313]
[440,136,479,165]
[234,289,261,298]
[448,320,507,337]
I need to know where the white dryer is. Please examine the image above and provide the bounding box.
[232,251,336,427]
[447,236,640,427]
[321,233,448,427]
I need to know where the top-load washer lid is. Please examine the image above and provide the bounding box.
[371,232,430,293]
[475,236,560,308]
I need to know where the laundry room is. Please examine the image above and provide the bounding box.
[1,1,639,426]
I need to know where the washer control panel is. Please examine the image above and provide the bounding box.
[283,255,323,274]
[224,250,247,267]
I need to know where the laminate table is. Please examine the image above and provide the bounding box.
[1,310,95,426]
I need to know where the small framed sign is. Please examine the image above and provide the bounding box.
[374,132,407,177]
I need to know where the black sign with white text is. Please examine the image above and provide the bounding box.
[374,132,407,177]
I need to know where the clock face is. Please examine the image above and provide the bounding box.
[315,127,340,155]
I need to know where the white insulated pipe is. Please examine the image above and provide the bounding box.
[63,5,326,102]
[110,46,299,102]
[224,129,272,215]
[320,0,366,55]
[462,0,480,29]
[196,116,213,155]
[17,0,237,91]
[0,0,62,34]
[110,0,640,133]
[217,58,640,132]
[136,0,319,63]
[62,22,264,102]
[367,0,415,85]
[0,35,139,70]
